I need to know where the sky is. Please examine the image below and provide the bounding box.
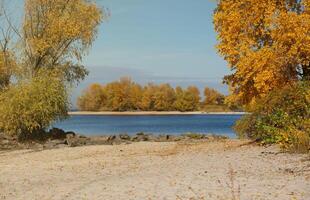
[9,0,230,105]
[73,0,230,102]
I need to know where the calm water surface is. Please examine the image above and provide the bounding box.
[54,114,243,138]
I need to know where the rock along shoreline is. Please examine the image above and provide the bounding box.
[0,128,229,151]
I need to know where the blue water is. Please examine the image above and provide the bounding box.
[54,114,243,138]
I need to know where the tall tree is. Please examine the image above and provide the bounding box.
[214,0,310,106]
[0,0,104,137]
[22,0,103,83]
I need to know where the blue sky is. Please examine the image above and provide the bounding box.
[74,0,230,101]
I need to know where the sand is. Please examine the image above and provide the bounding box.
[0,140,309,200]
[68,111,246,116]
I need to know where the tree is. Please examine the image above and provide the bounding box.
[0,69,69,138]
[0,52,14,90]
[129,83,143,110]
[22,0,103,84]
[139,83,157,111]
[0,0,104,137]
[187,86,201,110]
[153,84,176,111]
[104,77,139,111]
[77,83,106,111]
[174,86,200,111]
[0,1,16,90]
[214,0,310,107]
[174,86,186,111]
[203,87,224,105]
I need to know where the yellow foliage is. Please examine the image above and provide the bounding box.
[0,0,103,137]
[77,79,203,112]
[0,51,16,89]
[174,86,201,112]
[214,0,310,106]
[77,83,106,111]
[203,87,224,105]
[23,0,104,82]
[0,69,69,136]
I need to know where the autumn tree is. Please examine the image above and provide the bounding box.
[214,0,310,107]
[174,86,201,112]
[104,77,140,111]
[22,0,103,84]
[0,0,104,137]
[174,86,186,111]
[129,83,143,110]
[187,86,201,110]
[203,87,224,105]
[153,84,176,111]
[0,1,16,90]
[0,69,69,138]
[139,83,157,111]
[78,82,203,112]
[77,83,106,111]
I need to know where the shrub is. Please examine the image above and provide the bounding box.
[234,81,310,153]
[0,70,69,139]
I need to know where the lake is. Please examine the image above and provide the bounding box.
[54,114,243,138]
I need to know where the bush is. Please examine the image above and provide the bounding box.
[234,81,310,153]
[0,70,69,139]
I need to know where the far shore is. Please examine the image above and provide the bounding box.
[68,111,247,116]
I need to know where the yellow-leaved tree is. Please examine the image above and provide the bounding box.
[22,0,103,83]
[0,0,104,138]
[78,83,106,111]
[214,0,310,107]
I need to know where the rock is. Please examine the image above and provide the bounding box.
[119,134,130,140]
[131,133,150,142]
[49,128,67,139]
[65,131,76,138]
[136,132,145,136]
[106,135,123,145]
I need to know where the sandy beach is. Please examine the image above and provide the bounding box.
[0,140,309,200]
[68,111,246,116]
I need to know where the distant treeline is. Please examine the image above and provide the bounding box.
[77,77,231,112]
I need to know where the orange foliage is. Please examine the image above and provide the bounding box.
[214,0,310,106]
[203,87,224,105]
[78,78,204,112]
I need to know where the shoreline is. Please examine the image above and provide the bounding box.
[68,111,247,116]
